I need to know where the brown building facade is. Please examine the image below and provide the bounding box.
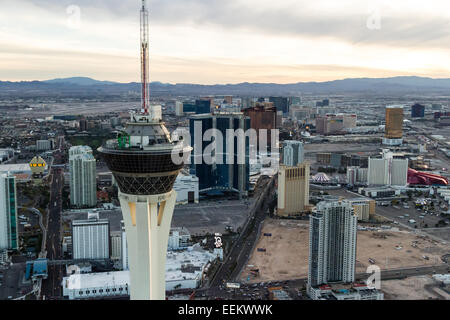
[243,103,277,148]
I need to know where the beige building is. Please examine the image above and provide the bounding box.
[383,106,404,146]
[315,114,357,135]
[277,163,310,216]
[347,199,376,222]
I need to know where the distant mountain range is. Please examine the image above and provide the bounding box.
[43,77,117,86]
[1,76,450,97]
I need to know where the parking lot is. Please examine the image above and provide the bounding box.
[62,199,254,237]
[17,209,40,234]
[172,199,253,236]
[376,200,449,232]
[0,263,32,300]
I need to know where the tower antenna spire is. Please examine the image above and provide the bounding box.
[140,0,150,115]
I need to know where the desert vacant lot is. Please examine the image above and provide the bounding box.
[239,219,449,283]
[382,276,450,300]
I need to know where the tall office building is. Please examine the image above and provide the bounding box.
[189,112,250,195]
[0,173,18,250]
[69,146,97,208]
[242,103,277,149]
[175,101,184,116]
[277,163,310,216]
[269,97,289,114]
[411,103,425,118]
[289,97,301,106]
[368,150,408,186]
[98,0,192,300]
[79,119,88,132]
[282,141,304,166]
[308,201,357,294]
[195,99,211,115]
[72,214,110,260]
[383,106,404,146]
[182,102,196,113]
[110,231,122,262]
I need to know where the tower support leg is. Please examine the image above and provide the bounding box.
[119,190,177,300]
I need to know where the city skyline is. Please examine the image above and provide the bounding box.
[0,0,449,304]
[1,0,450,84]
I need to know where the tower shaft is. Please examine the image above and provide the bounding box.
[120,191,177,300]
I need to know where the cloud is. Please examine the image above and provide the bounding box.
[13,0,450,48]
[1,0,450,83]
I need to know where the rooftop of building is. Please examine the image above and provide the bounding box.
[64,246,217,290]
[72,218,109,226]
[64,271,129,290]
[0,163,34,173]
[32,258,48,276]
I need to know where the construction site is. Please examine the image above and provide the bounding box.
[240,219,449,283]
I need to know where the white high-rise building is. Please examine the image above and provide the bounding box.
[69,146,97,208]
[0,173,18,250]
[121,221,129,271]
[175,101,184,116]
[72,214,110,260]
[282,140,304,166]
[347,167,368,185]
[110,231,122,262]
[308,201,358,294]
[367,150,408,186]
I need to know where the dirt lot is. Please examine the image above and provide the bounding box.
[240,219,449,283]
[382,275,450,300]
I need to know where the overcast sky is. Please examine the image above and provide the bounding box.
[1,0,449,84]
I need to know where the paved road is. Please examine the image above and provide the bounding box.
[192,264,450,300]
[41,139,65,300]
[207,176,276,294]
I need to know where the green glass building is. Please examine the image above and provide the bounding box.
[0,173,18,250]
